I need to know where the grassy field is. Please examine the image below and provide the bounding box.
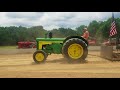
[0,46,17,49]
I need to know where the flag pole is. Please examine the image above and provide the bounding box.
[109,12,118,46]
[109,12,113,45]
[111,12,118,50]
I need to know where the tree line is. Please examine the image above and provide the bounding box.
[0,17,120,46]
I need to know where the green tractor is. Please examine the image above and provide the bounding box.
[33,32,88,63]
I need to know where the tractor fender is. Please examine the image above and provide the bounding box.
[63,36,88,47]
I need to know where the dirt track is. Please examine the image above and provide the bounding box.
[1,49,120,78]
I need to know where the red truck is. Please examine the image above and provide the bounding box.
[88,39,97,46]
[102,38,117,46]
[18,41,36,49]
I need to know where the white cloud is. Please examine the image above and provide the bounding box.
[0,12,119,30]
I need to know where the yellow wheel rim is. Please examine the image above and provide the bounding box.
[35,53,44,62]
[68,44,83,59]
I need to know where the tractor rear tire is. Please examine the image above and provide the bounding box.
[62,38,88,63]
[33,50,47,64]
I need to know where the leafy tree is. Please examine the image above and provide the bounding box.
[76,25,87,36]
[0,17,120,46]
[88,20,99,37]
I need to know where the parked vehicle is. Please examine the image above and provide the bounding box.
[18,41,36,49]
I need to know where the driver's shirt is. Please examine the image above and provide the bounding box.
[82,31,89,40]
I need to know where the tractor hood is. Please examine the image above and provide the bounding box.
[36,38,65,41]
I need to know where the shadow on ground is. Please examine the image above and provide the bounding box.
[31,58,88,65]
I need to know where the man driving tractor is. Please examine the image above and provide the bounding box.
[81,28,89,40]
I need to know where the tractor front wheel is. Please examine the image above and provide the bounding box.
[33,50,47,64]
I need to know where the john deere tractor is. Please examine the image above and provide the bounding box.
[33,32,88,63]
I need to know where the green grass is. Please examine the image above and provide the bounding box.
[0,46,17,49]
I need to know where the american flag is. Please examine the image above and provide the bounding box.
[110,13,117,37]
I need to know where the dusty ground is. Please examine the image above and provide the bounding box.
[0,48,120,78]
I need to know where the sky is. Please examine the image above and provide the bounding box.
[0,12,120,30]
